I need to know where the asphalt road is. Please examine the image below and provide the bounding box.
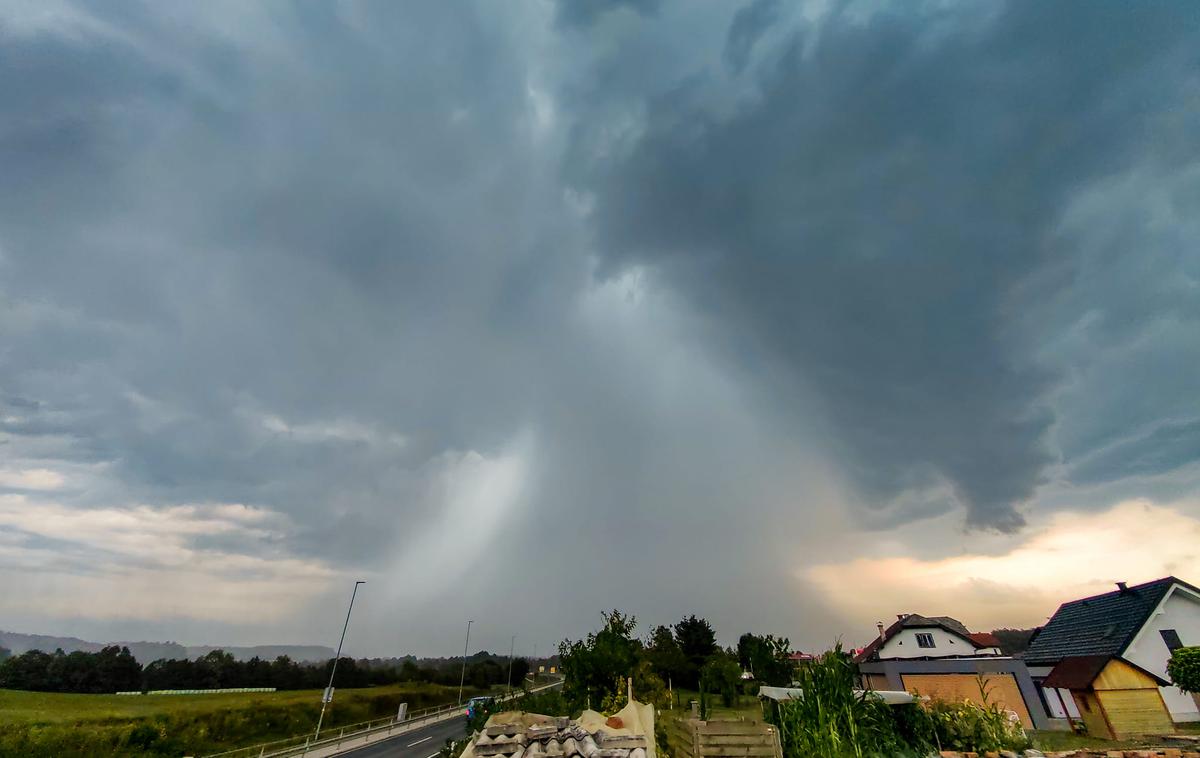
[333,713,468,758]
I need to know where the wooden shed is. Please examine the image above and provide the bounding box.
[1043,655,1173,740]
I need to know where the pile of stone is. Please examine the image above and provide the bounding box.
[474,717,648,758]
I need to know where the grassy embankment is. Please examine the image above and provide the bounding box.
[1030,721,1200,753]
[0,682,490,757]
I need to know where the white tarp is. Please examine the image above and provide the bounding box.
[757,686,916,705]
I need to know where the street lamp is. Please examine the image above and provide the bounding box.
[314,580,365,741]
[457,620,473,706]
[507,634,517,691]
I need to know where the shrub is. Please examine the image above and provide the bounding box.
[924,698,1029,754]
[1168,647,1200,694]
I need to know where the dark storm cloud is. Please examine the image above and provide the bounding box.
[566,0,1200,530]
[1070,420,1200,486]
[556,0,661,29]
[1,0,1199,653]
[0,0,570,546]
[723,0,780,75]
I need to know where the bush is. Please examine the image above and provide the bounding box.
[699,653,742,708]
[924,698,1029,754]
[1168,647,1200,694]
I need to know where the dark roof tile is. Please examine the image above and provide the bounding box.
[1023,577,1194,665]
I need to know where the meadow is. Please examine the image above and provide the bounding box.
[0,682,486,757]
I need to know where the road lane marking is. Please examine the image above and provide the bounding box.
[408,736,434,747]
[426,752,442,758]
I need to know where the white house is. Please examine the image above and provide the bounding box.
[855,613,1003,662]
[1024,576,1200,724]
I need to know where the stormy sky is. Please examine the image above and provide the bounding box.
[1,0,1199,657]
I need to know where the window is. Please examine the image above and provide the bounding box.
[915,633,935,649]
[1161,629,1184,652]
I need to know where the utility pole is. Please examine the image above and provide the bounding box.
[314,580,365,741]
[507,634,517,691]
[457,620,473,706]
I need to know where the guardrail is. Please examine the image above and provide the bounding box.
[118,688,277,696]
[201,679,563,758]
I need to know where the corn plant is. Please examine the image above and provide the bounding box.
[766,645,929,758]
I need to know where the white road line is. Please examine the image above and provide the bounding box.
[407,736,434,747]
[425,752,442,758]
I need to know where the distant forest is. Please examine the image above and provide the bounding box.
[0,644,532,694]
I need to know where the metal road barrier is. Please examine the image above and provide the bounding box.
[200,679,564,758]
[117,688,277,696]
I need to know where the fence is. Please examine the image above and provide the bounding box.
[201,679,563,758]
[668,719,782,758]
[116,688,277,696]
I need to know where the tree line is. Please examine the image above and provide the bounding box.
[557,610,797,712]
[0,646,530,694]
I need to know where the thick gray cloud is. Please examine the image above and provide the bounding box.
[0,0,1198,654]
[565,0,1200,530]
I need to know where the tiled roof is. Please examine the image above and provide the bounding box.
[1042,654,1171,690]
[475,717,648,758]
[1041,655,1113,690]
[968,632,1001,648]
[1022,577,1195,666]
[854,613,977,662]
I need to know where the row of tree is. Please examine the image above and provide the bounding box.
[0,646,531,694]
[557,610,797,711]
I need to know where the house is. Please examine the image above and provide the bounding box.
[1023,576,1200,725]
[854,613,1048,729]
[1040,655,1173,739]
[854,613,1003,662]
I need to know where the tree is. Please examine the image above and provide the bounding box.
[559,610,642,708]
[0,647,9,663]
[510,656,530,684]
[737,633,795,687]
[1168,647,1200,694]
[645,625,688,688]
[674,615,717,689]
[700,651,742,707]
[95,646,141,692]
[990,628,1038,656]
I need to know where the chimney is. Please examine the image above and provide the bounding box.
[1116,581,1130,594]
[877,621,885,641]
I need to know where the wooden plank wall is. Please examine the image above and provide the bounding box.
[669,720,782,758]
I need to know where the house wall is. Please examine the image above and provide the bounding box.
[1071,690,1113,740]
[858,657,1054,729]
[1096,689,1175,737]
[900,673,1033,728]
[877,627,975,658]
[1122,584,1200,722]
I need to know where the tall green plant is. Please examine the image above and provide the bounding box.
[767,645,928,758]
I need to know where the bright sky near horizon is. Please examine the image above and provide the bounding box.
[1,0,1199,657]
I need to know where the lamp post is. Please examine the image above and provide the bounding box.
[457,620,473,706]
[507,634,517,691]
[314,580,365,741]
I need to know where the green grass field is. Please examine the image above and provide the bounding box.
[0,682,488,757]
[0,683,455,725]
